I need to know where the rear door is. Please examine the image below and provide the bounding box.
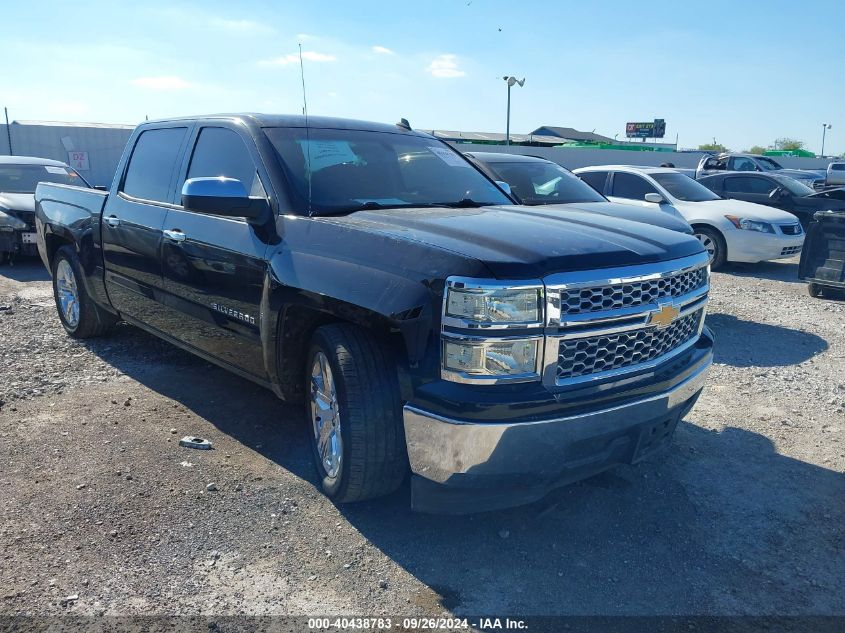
[157,124,273,378]
[102,124,190,326]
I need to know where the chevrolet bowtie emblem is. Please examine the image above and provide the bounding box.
[649,304,680,329]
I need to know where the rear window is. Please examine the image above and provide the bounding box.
[490,161,605,205]
[122,127,188,203]
[0,164,87,193]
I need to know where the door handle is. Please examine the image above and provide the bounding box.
[163,229,186,243]
[105,215,120,228]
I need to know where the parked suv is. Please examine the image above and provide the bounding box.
[35,114,713,513]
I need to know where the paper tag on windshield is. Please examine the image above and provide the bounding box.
[299,140,358,172]
[427,146,469,167]
[44,166,68,175]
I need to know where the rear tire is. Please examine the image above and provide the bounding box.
[305,323,408,503]
[51,246,117,338]
[807,283,822,298]
[693,226,727,270]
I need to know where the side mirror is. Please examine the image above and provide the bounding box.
[644,192,664,204]
[181,177,269,221]
[494,180,513,197]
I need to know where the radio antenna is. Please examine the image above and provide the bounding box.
[298,42,308,119]
[299,42,313,215]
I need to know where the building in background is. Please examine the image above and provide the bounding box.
[0,120,135,186]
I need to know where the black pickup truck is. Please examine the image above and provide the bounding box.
[35,114,713,513]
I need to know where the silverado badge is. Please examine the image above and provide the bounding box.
[649,303,680,329]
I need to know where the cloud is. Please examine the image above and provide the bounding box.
[130,76,192,90]
[372,45,395,55]
[296,33,316,41]
[258,51,336,67]
[427,54,465,78]
[209,17,274,34]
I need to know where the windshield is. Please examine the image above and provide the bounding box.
[757,157,783,171]
[265,128,511,215]
[0,164,88,194]
[652,172,721,202]
[487,161,605,205]
[775,176,814,196]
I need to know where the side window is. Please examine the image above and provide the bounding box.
[724,176,775,194]
[185,127,263,197]
[122,127,188,203]
[611,172,658,200]
[729,157,757,171]
[578,171,608,193]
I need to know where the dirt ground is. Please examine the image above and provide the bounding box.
[0,257,843,618]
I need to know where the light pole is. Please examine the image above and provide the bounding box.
[821,123,832,157]
[502,76,525,146]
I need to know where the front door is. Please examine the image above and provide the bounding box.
[158,125,273,379]
[102,125,190,327]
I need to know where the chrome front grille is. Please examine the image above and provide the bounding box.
[542,252,710,387]
[556,309,704,380]
[557,266,707,316]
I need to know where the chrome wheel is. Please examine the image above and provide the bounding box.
[56,259,80,328]
[694,232,717,261]
[309,351,342,479]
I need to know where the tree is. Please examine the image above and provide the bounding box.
[774,138,804,151]
[746,145,766,155]
[698,143,728,152]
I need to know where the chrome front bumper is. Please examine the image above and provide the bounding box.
[404,354,710,511]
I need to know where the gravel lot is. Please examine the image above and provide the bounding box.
[0,257,843,618]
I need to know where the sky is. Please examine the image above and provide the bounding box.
[1,0,843,155]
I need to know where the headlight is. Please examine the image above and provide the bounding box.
[442,337,540,380]
[445,280,543,326]
[0,209,27,231]
[725,216,774,234]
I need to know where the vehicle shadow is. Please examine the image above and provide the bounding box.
[720,260,802,284]
[705,312,827,367]
[78,327,844,616]
[0,259,50,282]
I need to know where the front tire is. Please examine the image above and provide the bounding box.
[807,283,822,298]
[693,226,727,270]
[51,246,116,338]
[305,323,408,502]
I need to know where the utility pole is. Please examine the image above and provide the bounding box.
[4,107,12,156]
[502,76,525,146]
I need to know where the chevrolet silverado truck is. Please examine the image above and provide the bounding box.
[35,114,713,513]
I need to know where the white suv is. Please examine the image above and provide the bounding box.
[574,165,805,269]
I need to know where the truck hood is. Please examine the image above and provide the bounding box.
[327,205,704,279]
[0,193,35,213]
[541,201,693,234]
[678,199,801,224]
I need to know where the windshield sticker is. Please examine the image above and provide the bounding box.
[298,140,359,172]
[427,146,469,167]
[353,198,408,205]
[44,166,68,175]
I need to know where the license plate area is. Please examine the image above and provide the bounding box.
[21,232,37,244]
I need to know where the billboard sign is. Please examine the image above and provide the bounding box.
[626,119,666,139]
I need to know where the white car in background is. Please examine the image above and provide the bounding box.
[574,165,805,270]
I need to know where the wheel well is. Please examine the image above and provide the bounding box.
[44,233,74,267]
[275,303,408,402]
[690,223,727,253]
